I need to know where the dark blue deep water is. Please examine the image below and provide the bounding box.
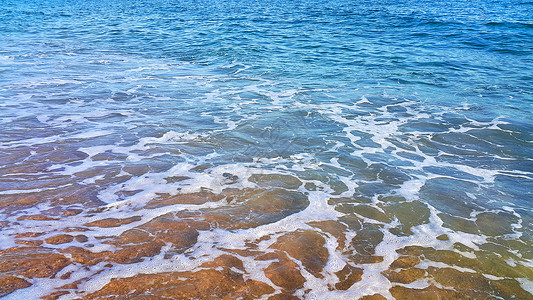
[0,0,532,299]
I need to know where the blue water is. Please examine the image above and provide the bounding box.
[0,0,532,299]
[2,0,532,107]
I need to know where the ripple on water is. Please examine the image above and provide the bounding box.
[1,0,532,298]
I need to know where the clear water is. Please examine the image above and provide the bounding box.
[0,0,532,299]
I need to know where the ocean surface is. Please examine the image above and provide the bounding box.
[0,0,532,299]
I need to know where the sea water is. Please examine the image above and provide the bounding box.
[0,0,532,299]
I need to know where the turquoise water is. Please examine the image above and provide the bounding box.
[0,0,532,299]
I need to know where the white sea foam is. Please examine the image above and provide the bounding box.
[1,47,531,300]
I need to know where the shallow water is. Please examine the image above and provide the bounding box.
[0,0,532,299]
